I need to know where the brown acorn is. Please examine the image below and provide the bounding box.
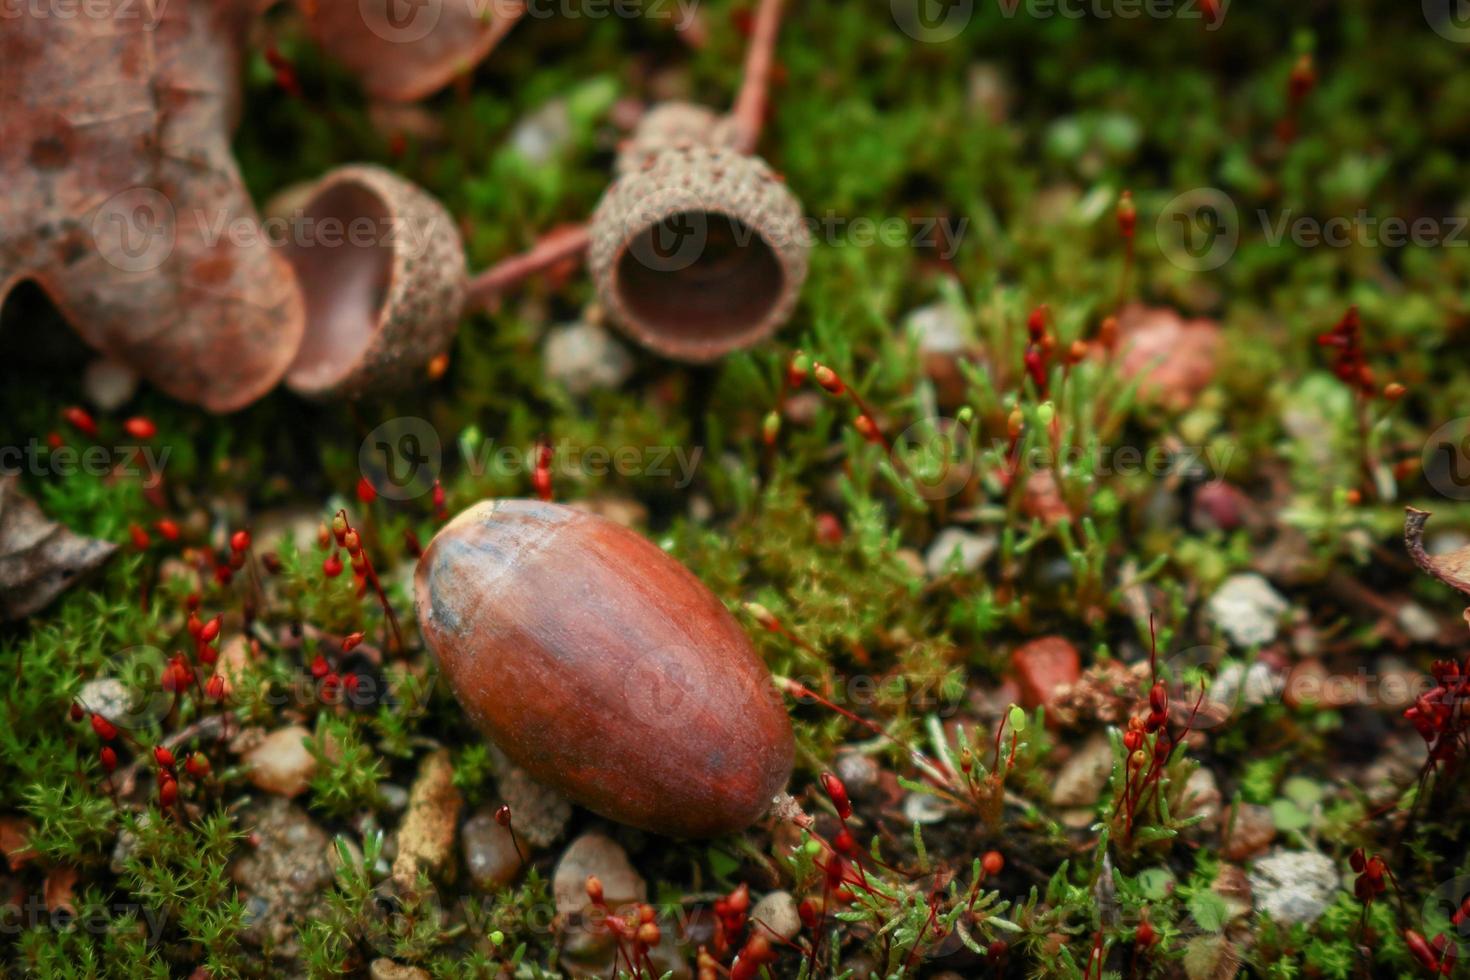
[281,165,466,399]
[414,499,794,838]
[588,144,809,362]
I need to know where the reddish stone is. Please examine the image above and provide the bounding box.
[1011,637,1082,713]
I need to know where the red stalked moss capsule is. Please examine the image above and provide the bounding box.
[230,529,251,553]
[91,714,118,741]
[153,746,175,769]
[123,417,157,440]
[99,745,118,772]
[819,771,851,820]
[415,500,794,838]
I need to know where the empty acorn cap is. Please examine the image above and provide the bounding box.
[614,101,738,177]
[282,165,466,399]
[588,144,809,362]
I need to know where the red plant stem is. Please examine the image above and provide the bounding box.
[728,0,786,154]
[777,677,954,789]
[463,225,591,310]
[337,510,404,656]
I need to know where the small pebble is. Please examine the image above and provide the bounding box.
[1221,803,1276,861]
[749,890,801,942]
[544,321,634,396]
[1248,849,1339,925]
[242,726,317,799]
[462,807,523,891]
[924,527,997,577]
[1208,574,1288,648]
[82,358,138,411]
[392,750,462,890]
[1051,733,1113,807]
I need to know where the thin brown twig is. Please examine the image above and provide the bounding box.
[463,225,591,310]
[728,0,786,154]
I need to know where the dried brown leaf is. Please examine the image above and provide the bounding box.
[298,0,526,103]
[43,866,79,916]
[1405,506,1470,598]
[0,476,117,621]
[0,816,37,871]
[0,2,304,411]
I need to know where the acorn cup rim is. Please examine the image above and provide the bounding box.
[283,164,467,399]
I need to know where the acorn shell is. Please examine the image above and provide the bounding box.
[282,165,466,399]
[414,499,794,838]
[588,144,809,362]
[614,101,737,177]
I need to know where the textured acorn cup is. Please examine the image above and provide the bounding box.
[614,101,735,177]
[283,165,466,399]
[415,499,795,838]
[588,143,809,362]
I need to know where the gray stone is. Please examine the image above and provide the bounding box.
[76,678,135,726]
[1208,574,1288,648]
[462,808,523,890]
[553,832,646,918]
[1051,733,1113,807]
[554,832,647,961]
[1397,602,1439,643]
[1248,849,1340,925]
[834,751,880,798]
[544,321,634,396]
[750,890,801,942]
[231,798,336,958]
[510,100,572,165]
[924,527,997,578]
[82,358,138,411]
[497,762,572,849]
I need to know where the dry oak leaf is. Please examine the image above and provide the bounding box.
[0,815,38,871]
[1405,506,1470,598]
[0,476,117,622]
[296,0,526,103]
[0,1,304,412]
